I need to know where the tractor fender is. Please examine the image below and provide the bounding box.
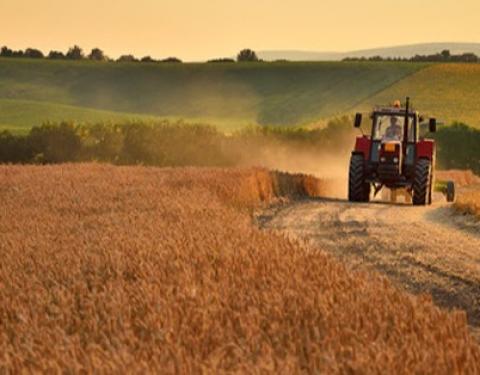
[416,139,435,160]
[353,136,371,160]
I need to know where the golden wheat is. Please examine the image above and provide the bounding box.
[455,190,480,218]
[0,164,478,373]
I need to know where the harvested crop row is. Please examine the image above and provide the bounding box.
[0,164,479,373]
[436,170,480,187]
[454,189,480,218]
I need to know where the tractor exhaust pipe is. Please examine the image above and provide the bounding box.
[404,97,409,144]
[403,97,410,160]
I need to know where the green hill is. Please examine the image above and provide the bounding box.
[0,58,425,132]
[356,64,480,127]
[0,99,166,134]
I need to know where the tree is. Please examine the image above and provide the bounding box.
[48,50,65,59]
[88,48,107,61]
[141,56,156,62]
[237,49,259,62]
[11,50,24,58]
[66,45,84,60]
[0,46,13,57]
[441,49,451,60]
[117,54,138,62]
[24,48,44,58]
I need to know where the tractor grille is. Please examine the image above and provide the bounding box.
[378,163,400,179]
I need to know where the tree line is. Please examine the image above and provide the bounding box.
[0,119,354,166]
[0,45,262,63]
[0,120,479,174]
[343,49,480,63]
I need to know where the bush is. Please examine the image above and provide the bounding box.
[24,48,44,59]
[0,131,31,162]
[207,58,235,63]
[29,123,82,163]
[48,50,65,59]
[160,57,182,63]
[140,56,156,63]
[117,55,138,63]
[433,122,480,174]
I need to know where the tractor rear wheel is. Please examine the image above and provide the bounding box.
[348,154,370,202]
[412,159,432,206]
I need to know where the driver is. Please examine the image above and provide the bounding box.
[384,116,402,140]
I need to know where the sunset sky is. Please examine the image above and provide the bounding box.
[2,0,479,61]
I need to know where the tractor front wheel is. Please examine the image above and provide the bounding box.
[412,159,432,206]
[348,154,370,202]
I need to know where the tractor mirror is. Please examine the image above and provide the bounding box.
[354,113,362,128]
[429,118,437,133]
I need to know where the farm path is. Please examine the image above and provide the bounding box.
[258,194,480,334]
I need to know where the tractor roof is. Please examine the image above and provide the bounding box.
[372,106,417,116]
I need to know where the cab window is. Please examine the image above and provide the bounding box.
[373,115,415,141]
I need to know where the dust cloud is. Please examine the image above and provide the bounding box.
[235,144,350,199]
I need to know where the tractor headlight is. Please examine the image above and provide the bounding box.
[393,157,399,163]
[380,157,386,162]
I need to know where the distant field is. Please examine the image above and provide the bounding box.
[357,64,480,127]
[0,58,425,132]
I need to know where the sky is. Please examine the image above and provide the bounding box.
[2,0,480,61]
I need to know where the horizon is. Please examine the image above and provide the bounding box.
[1,41,479,62]
[3,0,479,61]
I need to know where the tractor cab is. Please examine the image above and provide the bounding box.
[349,98,439,205]
[368,109,421,183]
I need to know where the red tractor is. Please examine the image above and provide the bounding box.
[348,98,439,205]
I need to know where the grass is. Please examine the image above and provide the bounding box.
[0,164,479,372]
[0,99,165,134]
[0,58,425,132]
[357,64,480,128]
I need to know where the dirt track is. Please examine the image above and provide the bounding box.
[258,194,480,334]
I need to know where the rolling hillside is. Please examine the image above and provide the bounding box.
[0,99,163,134]
[3,58,480,132]
[356,64,480,127]
[0,58,424,132]
[259,42,480,61]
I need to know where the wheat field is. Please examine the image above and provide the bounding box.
[439,170,480,217]
[455,190,480,218]
[0,164,479,372]
[437,170,480,187]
